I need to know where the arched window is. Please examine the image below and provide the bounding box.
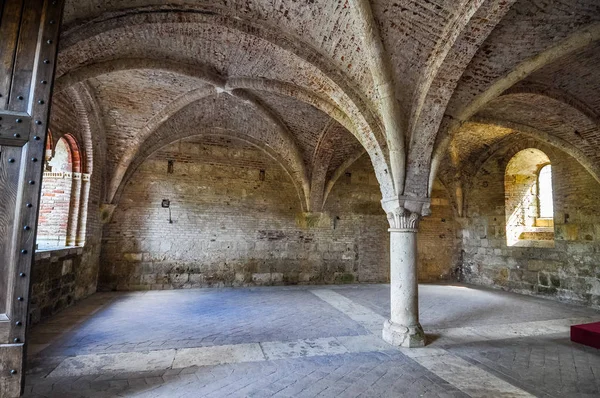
[37,133,85,249]
[505,149,554,247]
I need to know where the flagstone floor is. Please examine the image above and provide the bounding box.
[23,284,600,397]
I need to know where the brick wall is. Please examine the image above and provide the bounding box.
[460,140,600,308]
[99,137,456,290]
[37,173,72,248]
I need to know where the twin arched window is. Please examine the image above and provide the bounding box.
[505,149,554,247]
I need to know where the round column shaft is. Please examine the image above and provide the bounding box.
[382,214,425,347]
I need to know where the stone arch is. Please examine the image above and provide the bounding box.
[54,59,394,202]
[54,8,395,199]
[102,92,309,210]
[476,93,600,160]
[54,58,224,93]
[505,148,554,247]
[453,23,600,123]
[110,92,312,210]
[504,148,551,238]
[504,82,600,126]
[322,149,366,209]
[56,9,383,147]
[58,5,379,124]
[309,121,339,212]
[113,128,304,212]
[402,0,518,198]
[431,94,600,199]
[470,118,600,185]
[430,23,600,193]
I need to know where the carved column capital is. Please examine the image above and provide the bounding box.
[386,207,420,231]
[381,195,430,231]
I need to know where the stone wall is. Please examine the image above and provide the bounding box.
[460,140,600,308]
[99,137,457,290]
[30,245,99,324]
[418,180,460,281]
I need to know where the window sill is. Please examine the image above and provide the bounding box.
[534,218,554,228]
[510,240,555,248]
[521,226,554,233]
[34,246,84,260]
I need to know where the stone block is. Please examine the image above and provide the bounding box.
[189,274,205,284]
[298,272,311,283]
[61,259,73,276]
[556,224,578,241]
[123,253,143,262]
[527,260,562,272]
[170,273,189,284]
[141,274,157,284]
[252,273,271,284]
[522,270,539,284]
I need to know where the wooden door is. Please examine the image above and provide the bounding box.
[0,1,63,396]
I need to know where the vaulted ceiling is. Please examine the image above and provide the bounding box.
[48,0,600,211]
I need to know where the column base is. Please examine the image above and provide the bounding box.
[382,319,426,348]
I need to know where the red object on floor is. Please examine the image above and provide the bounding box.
[571,322,600,349]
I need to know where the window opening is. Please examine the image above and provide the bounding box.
[505,149,554,247]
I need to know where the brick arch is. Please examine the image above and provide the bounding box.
[45,128,54,152]
[37,131,88,249]
[504,82,600,127]
[431,92,600,199]
[103,92,309,210]
[470,91,600,178]
[57,5,381,135]
[430,24,600,197]
[61,133,83,174]
[113,128,305,211]
[55,10,385,150]
[404,0,518,199]
[37,136,75,248]
[54,57,394,204]
[52,9,395,200]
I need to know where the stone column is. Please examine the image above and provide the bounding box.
[76,174,91,246]
[381,199,429,347]
[67,173,82,246]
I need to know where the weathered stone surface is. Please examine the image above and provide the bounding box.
[460,140,600,309]
[23,0,600,354]
[100,138,455,289]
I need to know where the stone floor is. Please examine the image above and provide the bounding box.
[23,284,600,397]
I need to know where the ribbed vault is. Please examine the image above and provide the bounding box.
[51,0,600,214]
